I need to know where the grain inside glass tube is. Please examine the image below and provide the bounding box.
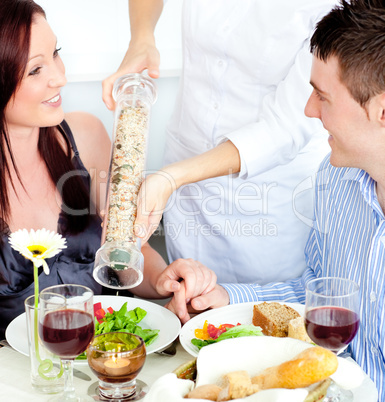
[105,104,149,244]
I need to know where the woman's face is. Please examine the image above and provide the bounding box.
[5,14,66,132]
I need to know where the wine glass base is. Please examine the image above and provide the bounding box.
[87,379,148,401]
[323,381,354,402]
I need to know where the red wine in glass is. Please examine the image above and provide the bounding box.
[305,306,359,353]
[40,309,94,358]
[39,284,94,402]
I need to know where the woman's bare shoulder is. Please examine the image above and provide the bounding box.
[64,111,111,171]
[64,111,108,144]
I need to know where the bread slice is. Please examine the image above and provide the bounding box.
[217,371,259,401]
[252,302,300,337]
[288,316,313,343]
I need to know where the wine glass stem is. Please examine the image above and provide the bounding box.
[62,359,76,399]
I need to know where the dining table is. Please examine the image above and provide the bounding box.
[0,339,192,402]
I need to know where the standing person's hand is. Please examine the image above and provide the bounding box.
[102,42,160,110]
[134,169,177,243]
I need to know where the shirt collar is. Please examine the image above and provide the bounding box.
[340,167,366,183]
[341,168,383,217]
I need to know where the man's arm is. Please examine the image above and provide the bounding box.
[102,0,163,109]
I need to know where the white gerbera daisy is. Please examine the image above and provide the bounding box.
[9,228,67,275]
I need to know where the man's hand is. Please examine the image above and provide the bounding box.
[154,259,217,323]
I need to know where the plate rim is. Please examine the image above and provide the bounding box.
[6,294,181,363]
[179,300,305,357]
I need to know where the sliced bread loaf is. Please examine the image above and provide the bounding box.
[252,302,300,337]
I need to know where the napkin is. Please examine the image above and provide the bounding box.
[144,337,365,402]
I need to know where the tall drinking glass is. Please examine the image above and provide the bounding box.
[305,277,360,402]
[39,285,94,401]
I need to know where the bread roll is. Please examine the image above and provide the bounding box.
[217,371,259,401]
[288,316,313,343]
[185,384,222,400]
[251,346,338,389]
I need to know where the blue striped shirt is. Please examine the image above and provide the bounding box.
[222,156,384,400]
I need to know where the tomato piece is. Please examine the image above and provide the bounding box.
[93,302,102,314]
[94,308,106,322]
[219,324,235,330]
[107,307,114,314]
[207,324,225,339]
[195,321,241,341]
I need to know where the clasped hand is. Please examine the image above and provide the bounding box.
[154,258,230,323]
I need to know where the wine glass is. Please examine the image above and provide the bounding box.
[39,284,94,402]
[305,277,360,402]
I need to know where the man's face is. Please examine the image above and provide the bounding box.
[305,56,383,171]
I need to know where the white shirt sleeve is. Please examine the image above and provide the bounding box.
[221,40,326,179]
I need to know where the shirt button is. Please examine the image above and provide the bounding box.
[371,346,378,355]
[370,291,377,302]
[213,102,219,109]
[206,143,211,150]
[218,60,224,67]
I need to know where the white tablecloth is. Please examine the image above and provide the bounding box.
[0,342,192,402]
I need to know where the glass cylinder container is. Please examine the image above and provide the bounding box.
[93,73,157,289]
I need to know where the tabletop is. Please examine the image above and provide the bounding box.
[0,340,192,402]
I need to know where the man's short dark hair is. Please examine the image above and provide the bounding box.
[310,0,385,107]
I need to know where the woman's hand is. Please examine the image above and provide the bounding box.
[154,258,217,323]
[102,41,160,110]
[166,284,230,324]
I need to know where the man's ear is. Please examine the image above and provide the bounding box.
[379,93,385,127]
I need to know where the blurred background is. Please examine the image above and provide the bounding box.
[36,0,182,173]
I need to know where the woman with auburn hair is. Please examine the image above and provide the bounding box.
[0,0,216,338]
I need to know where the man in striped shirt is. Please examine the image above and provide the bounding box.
[187,0,385,398]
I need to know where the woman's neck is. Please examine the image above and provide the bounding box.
[7,126,41,170]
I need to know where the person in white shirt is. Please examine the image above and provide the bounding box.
[103,0,337,285]
[170,1,385,395]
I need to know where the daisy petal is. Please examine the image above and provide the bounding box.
[42,260,50,275]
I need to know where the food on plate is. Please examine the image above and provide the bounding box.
[183,346,337,401]
[174,359,197,381]
[194,321,242,340]
[288,316,313,343]
[185,384,223,400]
[76,302,159,360]
[94,302,159,344]
[191,323,263,350]
[251,346,338,389]
[252,302,300,337]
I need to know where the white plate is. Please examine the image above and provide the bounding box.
[180,301,305,357]
[6,295,181,364]
[147,337,378,402]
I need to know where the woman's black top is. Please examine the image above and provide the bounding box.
[0,121,103,339]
